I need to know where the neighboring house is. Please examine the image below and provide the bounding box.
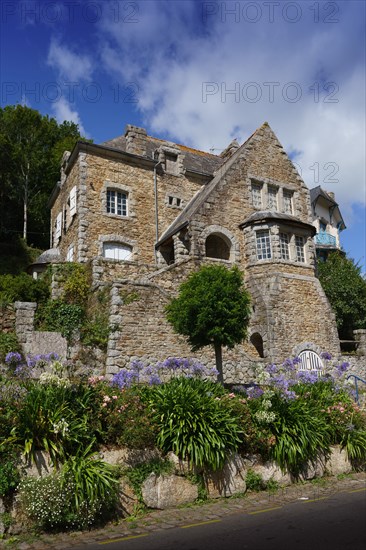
[47,122,340,382]
[310,186,346,262]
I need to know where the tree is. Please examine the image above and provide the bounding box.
[166,264,251,383]
[0,105,86,248]
[317,251,366,340]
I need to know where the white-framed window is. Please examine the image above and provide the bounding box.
[106,190,128,217]
[251,183,262,208]
[66,245,74,262]
[55,212,62,241]
[69,186,77,217]
[103,242,132,261]
[283,190,293,214]
[279,232,290,260]
[295,235,305,262]
[267,186,278,210]
[256,230,272,260]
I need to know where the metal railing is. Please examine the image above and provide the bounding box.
[314,232,337,247]
[346,374,366,405]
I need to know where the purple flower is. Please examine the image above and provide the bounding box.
[320,352,332,361]
[266,363,277,374]
[246,385,264,399]
[5,352,22,365]
[149,373,162,385]
[111,369,138,389]
[298,370,319,384]
[336,362,349,373]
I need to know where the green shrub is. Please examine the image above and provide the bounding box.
[52,263,90,306]
[266,392,333,477]
[61,446,120,527]
[8,382,98,465]
[80,313,113,351]
[98,385,158,448]
[245,469,265,492]
[0,273,49,304]
[0,450,20,497]
[36,299,85,341]
[0,332,20,362]
[18,473,76,532]
[149,377,242,470]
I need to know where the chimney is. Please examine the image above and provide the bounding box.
[327,191,335,201]
[124,125,147,157]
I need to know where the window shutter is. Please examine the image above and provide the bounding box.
[55,212,62,241]
[69,186,77,216]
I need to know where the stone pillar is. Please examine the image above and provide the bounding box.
[14,302,37,346]
[354,329,366,356]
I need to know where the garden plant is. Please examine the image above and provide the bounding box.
[0,350,365,535]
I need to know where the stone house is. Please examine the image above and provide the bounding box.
[310,185,346,262]
[46,122,341,382]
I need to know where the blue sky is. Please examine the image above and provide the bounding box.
[1,0,365,272]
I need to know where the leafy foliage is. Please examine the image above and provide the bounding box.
[166,265,251,381]
[61,446,120,519]
[0,105,87,248]
[0,449,20,497]
[7,381,98,465]
[0,332,21,362]
[0,272,49,304]
[36,299,85,341]
[149,377,242,470]
[318,251,366,339]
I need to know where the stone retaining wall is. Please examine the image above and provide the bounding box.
[0,445,355,534]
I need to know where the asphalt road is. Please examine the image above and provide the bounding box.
[78,487,366,550]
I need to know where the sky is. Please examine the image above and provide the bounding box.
[1,0,365,272]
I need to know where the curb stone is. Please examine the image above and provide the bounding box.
[1,472,365,550]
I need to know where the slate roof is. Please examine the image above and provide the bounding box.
[156,124,264,246]
[239,211,316,234]
[310,185,346,230]
[102,135,224,176]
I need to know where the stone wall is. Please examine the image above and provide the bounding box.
[12,302,68,360]
[0,304,15,333]
[0,445,355,535]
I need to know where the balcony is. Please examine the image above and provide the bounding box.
[314,231,337,247]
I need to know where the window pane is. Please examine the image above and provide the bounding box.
[103,243,132,260]
[279,233,290,260]
[107,190,127,216]
[295,236,305,262]
[251,184,262,208]
[256,230,272,260]
[283,190,293,214]
[267,186,278,210]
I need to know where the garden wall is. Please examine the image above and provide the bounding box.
[0,445,354,535]
[0,304,15,333]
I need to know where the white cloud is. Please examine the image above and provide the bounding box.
[51,97,89,138]
[47,40,93,82]
[95,0,365,219]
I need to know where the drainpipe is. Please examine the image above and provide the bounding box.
[153,159,163,264]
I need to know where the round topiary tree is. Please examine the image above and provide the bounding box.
[166,264,251,383]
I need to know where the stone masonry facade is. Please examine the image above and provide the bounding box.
[48,122,344,382]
